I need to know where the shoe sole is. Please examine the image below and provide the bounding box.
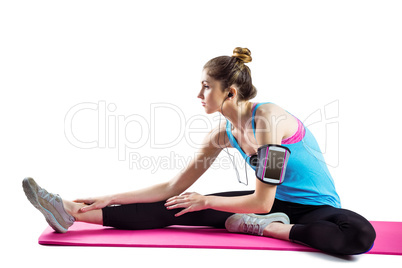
[22,177,68,233]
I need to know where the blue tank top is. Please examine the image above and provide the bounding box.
[226,102,341,208]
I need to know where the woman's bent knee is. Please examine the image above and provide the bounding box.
[353,221,376,254]
[339,219,376,255]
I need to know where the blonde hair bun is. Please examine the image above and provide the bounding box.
[232,47,252,64]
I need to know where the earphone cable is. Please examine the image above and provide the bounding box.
[218,97,248,186]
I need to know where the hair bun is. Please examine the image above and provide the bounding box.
[232,47,252,64]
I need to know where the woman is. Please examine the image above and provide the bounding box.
[23,47,376,255]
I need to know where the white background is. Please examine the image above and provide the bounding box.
[1,0,401,267]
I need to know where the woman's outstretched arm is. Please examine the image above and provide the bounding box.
[76,124,225,212]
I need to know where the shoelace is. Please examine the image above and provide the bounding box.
[37,186,75,223]
[242,216,263,235]
[38,187,61,204]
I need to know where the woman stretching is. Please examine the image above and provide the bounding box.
[23,47,376,255]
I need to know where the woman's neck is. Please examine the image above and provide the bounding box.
[221,101,254,131]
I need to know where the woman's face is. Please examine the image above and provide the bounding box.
[198,69,227,114]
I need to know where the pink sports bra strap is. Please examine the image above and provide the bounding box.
[281,119,305,144]
[251,102,258,113]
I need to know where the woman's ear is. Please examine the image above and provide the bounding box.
[227,86,238,99]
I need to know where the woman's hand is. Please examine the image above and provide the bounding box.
[165,192,208,217]
[74,195,113,213]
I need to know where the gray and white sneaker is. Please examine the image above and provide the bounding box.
[22,177,75,233]
[225,212,290,236]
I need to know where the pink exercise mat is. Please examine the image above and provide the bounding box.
[38,221,402,255]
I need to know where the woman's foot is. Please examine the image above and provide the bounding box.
[225,212,290,236]
[22,177,75,233]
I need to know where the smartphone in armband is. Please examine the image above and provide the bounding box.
[255,144,291,185]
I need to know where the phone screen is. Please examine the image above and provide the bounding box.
[264,150,285,180]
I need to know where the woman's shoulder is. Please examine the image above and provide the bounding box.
[254,102,286,118]
[254,103,298,140]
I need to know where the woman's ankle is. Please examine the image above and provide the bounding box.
[263,222,293,241]
[63,200,83,220]
[62,200,103,225]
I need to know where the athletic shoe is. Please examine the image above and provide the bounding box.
[225,212,290,236]
[22,177,75,233]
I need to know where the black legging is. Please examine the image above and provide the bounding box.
[102,191,376,255]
